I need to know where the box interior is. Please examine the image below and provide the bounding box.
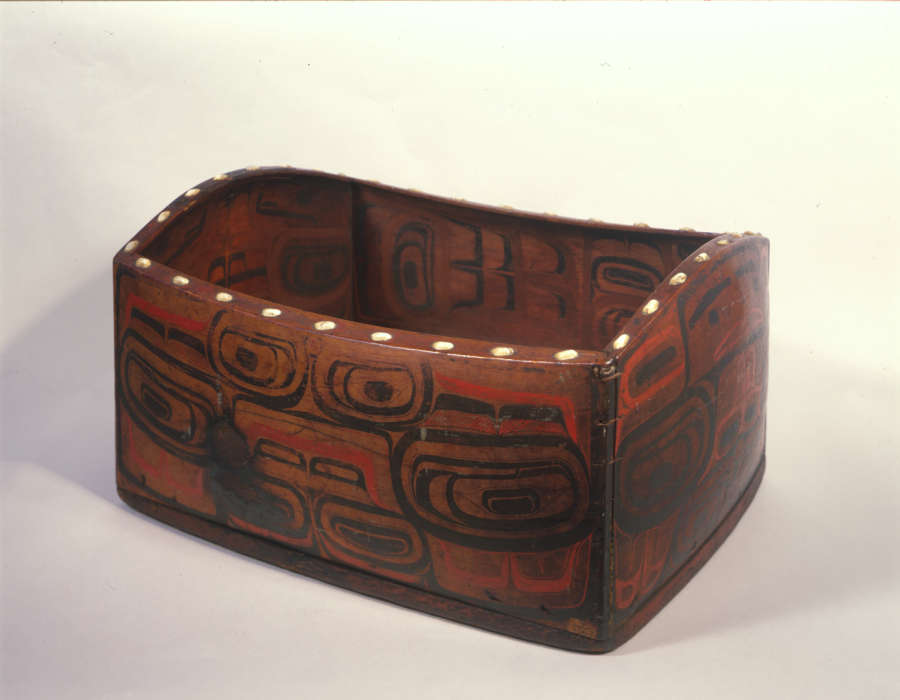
[142,174,708,349]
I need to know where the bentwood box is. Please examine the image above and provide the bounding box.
[113,167,769,652]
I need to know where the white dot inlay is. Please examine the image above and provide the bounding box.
[157,210,171,223]
[371,331,392,342]
[135,257,151,269]
[172,275,189,286]
[216,292,233,302]
[261,308,282,318]
[432,341,454,351]
[124,240,139,253]
[554,349,579,361]
[642,299,659,315]
[613,334,630,350]
[315,320,337,331]
[490,346,515,357]
[669,272,687,286]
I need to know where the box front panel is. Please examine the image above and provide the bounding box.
[114,262,606,638]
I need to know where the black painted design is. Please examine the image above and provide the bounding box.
[392,222,434,310]
[314,495,429,574]
[279,242,349,296]
[256,439,306,468]
[634,346,678,389]
[688,278,732,328]
[434,394,494,416]
[130,307,165,338]
[255,191,318,223]
[208,252,267,287]
[119,330,219,464]
[449,224,484,310]
[615,385,716,532]
[312,354,433,429]
[210,420,313,543]
[207,310,308,408]
[591,256,663,293]
[309,457,365,488]
[392,429,597,552]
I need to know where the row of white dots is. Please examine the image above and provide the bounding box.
[608,237,724,351]
[153,178,227,223]
[130,258,545,358]
[148,171,272,224]
[130,234,735,362]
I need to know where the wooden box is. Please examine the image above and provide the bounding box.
[114,167,768,651]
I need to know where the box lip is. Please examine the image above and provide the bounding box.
[115,166,764,367]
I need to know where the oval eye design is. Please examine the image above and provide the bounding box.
[208,311,307,407]
[482,488,541,516]
[592,256,663,293]
[391,222,434,310]
[119,333,216,462]
[392,430,592,551]
[218,330,292,387]
[314,496,428,575]
[313,350,432,428]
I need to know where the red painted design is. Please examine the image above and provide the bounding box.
[126,293,207,333]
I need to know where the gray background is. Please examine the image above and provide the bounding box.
[2,4,898,698]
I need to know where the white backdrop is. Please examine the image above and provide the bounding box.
[2,3,898,699]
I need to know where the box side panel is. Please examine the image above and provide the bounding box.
[611,236,769,628]
[113,259,603,640]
